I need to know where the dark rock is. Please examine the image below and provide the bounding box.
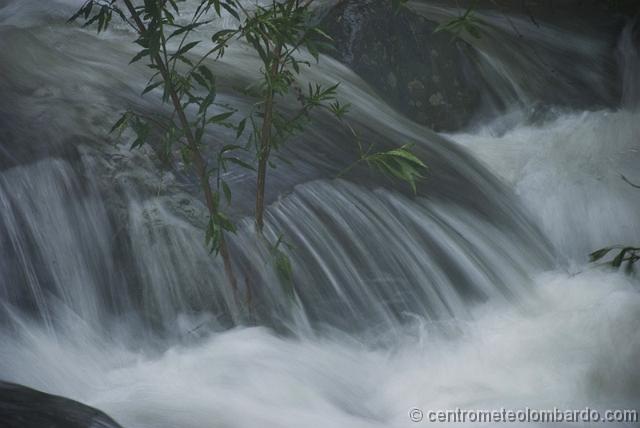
[0,381,122,428]
[320,0,631,131]
[321,0,483,131]
[460,0,638,21]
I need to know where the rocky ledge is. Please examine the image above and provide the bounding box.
[0,381,122,428]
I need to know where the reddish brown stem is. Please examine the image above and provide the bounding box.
[255,44,283,234]
[121,0,238,296]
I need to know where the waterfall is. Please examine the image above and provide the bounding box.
[407,0,622,128]
[0,1,638,427]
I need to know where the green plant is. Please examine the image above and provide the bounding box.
[71,0,243,298]
[338,142,427,194]
[269,234,294,297]
[590,246,640,273]
[70,0,428,304]
[589,175,640,275]
[434,0,483,40]
[235,0,338,233]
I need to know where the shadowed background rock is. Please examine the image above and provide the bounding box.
[321,0,482,131]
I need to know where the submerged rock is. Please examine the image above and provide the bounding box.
[0,381,122,428]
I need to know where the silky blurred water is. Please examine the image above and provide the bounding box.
[0,1,638,427]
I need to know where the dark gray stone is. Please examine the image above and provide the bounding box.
[0,381,123,428]
[320,0,632,131]
[321,0,483,131]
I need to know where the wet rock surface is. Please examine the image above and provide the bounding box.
[321,0,632,132]
[321,0,482,132]
[0,381,122,428]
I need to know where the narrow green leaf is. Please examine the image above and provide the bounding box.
[589,247,613,262]
[129,49,150,64]
[174,41,200,57]
[224,157,255,171]
[207,111,234,124]
[142,80,163,95]
[110,112,130,134]
[221,180,231,204]
[236,118,246,139]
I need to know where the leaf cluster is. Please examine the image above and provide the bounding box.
[70,0,429,298]
[363,145,427,194]
[434,1,483,40]
[590,246,640,274]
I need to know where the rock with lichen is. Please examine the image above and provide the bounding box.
[321,0,483,131]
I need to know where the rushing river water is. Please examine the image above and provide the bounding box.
[0,1,639,427]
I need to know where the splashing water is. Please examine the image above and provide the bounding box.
[0,1,638,427]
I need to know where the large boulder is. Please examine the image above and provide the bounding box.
[321,0,632,131]
[321,0,482,132]
[0,381,122,428]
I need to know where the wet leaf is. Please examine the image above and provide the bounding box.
[589,247,613,262]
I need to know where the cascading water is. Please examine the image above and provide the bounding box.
[0,1,639,427]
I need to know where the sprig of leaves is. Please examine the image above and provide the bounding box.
[434,1,483,40]
[363,145,427,193]
[590,246,640,274]
[268,234,295,297]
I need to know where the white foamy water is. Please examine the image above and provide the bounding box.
[1,269,638,428]
[452,109,640,263]
[0,0,638,427]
